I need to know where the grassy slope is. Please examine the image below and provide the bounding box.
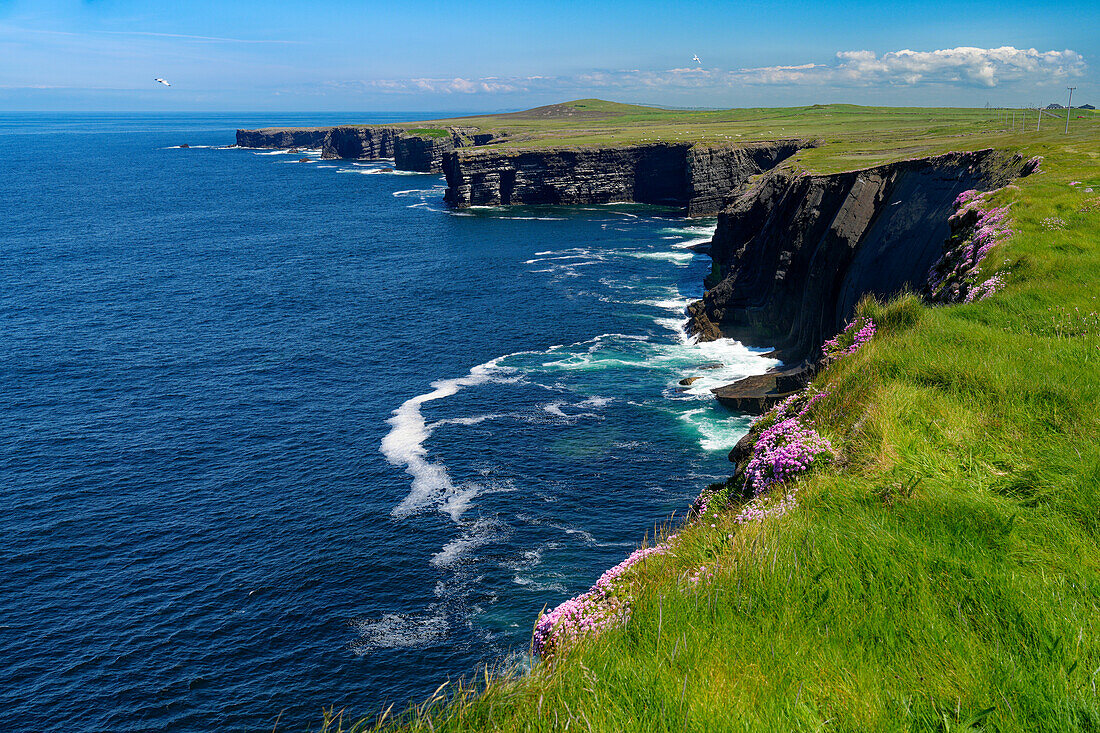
[319,107,1100,731]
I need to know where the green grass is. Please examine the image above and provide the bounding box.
[306,111,1100,731]
[405,127,451,139]
[414,99,1100,174]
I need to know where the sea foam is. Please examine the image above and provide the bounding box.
[383,357,514,520]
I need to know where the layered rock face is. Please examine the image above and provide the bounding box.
[235,128,330,149]
[320,126,403,160]
[236,125,507,173]
[442,142,803,214]
[684,143,803,216]
[687,150,1031,362]
[394,135,455,173]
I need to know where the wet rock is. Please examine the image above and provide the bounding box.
[728,432,756,464]
[712,373,789,414]
[774,363,816,393]
[679,376,702,386]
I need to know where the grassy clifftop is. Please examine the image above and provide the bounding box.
[428,99,1098,171]
[320,108,1100,731]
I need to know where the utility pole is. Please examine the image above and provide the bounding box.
[1037,103,1042,131]
[1065,87,1076,133]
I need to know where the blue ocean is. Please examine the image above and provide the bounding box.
[0,114,773,731]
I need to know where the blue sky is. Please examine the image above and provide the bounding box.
[1,0,1096,111]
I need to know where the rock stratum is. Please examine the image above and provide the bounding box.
[687,150,1036,363]
[442,141,804,216]
[235,124,804,215]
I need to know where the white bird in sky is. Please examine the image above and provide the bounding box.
[692,54,701,64]
[154,78,170,87]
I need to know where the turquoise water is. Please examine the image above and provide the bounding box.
[0,114,773,730]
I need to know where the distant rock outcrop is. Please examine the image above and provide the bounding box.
[235,125,507,173]
[235,128,330,149]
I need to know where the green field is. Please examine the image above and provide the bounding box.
[315,103,1100,731]
[393,98,1100,173]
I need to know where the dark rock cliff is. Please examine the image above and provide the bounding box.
[686,150,1031,362]
[442,142,803,215]
[236,125,508,173]
[321,126,403,160]
[235,128,330,149]
[394,135,455,173]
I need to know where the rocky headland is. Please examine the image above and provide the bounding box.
[687,149,1038,416]
[235,115,1039,420]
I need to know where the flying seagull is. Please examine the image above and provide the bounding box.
[154,78,170,87]
[692,54,701,64]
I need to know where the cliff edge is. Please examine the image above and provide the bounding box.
[687,150,1036,362]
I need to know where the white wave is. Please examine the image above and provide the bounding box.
[666,338,780,399]
[431,518,502,567]
[383,357,514,520]
[392,188,442,197]
[577,395,612,408]
[626,250,696,263]
[542,401,569,418]
[637,296,692,311]
[678,407,755,451]
[660,222,717,235]
[350,608,449,655]
[428,413,503,428]
[672,237,714,250]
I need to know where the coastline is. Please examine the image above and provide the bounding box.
[228,103,1100,729]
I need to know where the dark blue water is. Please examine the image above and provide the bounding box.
[0,114,773,731]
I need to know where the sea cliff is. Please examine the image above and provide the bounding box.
[441,141,804,215]
[687,150,1038,362]
[235,125,507,173]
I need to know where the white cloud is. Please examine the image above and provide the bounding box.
[329,46,1086,96]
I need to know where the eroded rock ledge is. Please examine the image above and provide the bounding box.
[687,149,1035,364]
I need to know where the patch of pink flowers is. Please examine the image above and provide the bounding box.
[823,317,876,361]
[965,273,1005,303]
[533,541,672,657]
[926,189,1013,304]
[687,565,714,586]
[733,487,799,524]
[743,417,835,495]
